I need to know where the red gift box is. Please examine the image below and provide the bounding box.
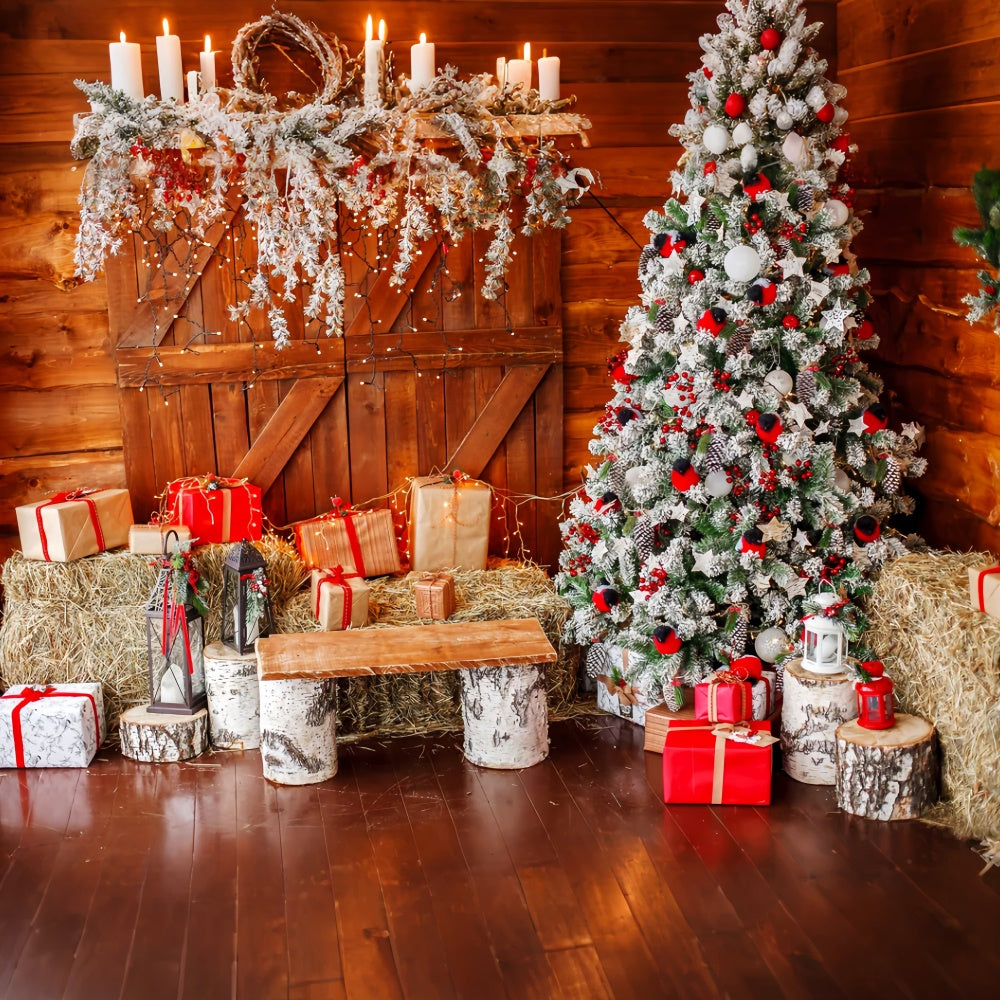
[695,671,754,723]
[662,719,775,805]
[165,476,262,544]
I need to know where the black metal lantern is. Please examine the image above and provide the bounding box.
[145,532,207,715]
[219,539,274,654]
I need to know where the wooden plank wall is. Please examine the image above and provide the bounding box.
[840,0,1000,552]
[0,0,836,563]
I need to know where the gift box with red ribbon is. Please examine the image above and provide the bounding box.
[409,474,491,572]
[662,719,776,805]
[413,571,456,620]
[310,567,370,631]
[164,476,262,544]
[0,683,106,768]
[294,504,401,577]
[968,565,1000,620]
[16,488,133,562]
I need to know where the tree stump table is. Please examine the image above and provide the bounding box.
[835,714,938,820]
[204,642,261,751]
[781,658,857,785]
[119,705,208,762]
[255,619,556,785]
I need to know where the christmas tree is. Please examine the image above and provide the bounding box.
[557,0,925,694]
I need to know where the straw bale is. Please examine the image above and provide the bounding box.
[0,545,582,741]
[866,550,1000,859]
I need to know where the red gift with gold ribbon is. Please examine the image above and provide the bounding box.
[16,488,132,562]
[164,475,262,544]
[662,719,775,805]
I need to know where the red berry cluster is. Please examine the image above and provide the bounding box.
[688,421,715,451]
[753,501,782,518]
[712,368,732,392]
[758,469,779,492]
[564,553,593,577]
[567,521,600,545]
[666,372,696,420]
[829,350,860,376]
[744,211,764,236]
[820,553,848,580]
[777,220,808,245]
[130,141,206,203]
[638,565,669,597]
[788,459,813,482]
[728,464,746,497]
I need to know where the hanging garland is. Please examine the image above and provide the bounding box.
[71,11,592,350]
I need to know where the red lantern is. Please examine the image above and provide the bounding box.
[855,661,895,729]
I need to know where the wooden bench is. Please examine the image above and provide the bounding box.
[255,619,558,785]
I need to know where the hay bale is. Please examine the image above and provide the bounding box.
[0,544,581,741]
[866,550,1000,859]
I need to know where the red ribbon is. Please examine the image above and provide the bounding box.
[34,490,105,562]
[160,576,195,675]
[316,566,358,629]
[977,566,1000,612]
[2,685,101,767]
[340,513,366,576]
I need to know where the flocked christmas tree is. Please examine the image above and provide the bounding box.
[557,0,925,696]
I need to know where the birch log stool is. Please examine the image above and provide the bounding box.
[120,706,208,762]
[781,658,857,785]
[255,619,557,785]
[835,715,939,820]
[204,642,261,751]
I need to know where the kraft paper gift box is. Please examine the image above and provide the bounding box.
[310,568,370,631]
[165,476,262,544]
[294,508,401,577]
[662,720,776,805]
[0,683,106,768]
[16,489,133,562]
[644,697,781,754]
[413,572,456,620]
[129,522,192,554]
[969,565,1000,619]
[409,475,491,572]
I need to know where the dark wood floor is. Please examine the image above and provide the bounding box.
[1,716,997,1000]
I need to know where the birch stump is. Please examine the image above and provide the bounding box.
[120,705,208,762]
[836,715,938,820]
[204,642,260,751]
[259,678,337,785]
[460,664,548,769]
[781,658,857,785]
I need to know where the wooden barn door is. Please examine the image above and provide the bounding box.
[107,209,565,569]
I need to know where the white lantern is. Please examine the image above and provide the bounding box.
[823,199,850,226]
[732,121,754,146]
[724,245,762,282]
[801,592,847,675]
[703,124,730,154]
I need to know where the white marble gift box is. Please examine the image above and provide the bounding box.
[0,683,106,768]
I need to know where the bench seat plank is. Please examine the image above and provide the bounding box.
[256,619,558,681]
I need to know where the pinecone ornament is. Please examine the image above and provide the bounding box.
[703,212,723,238]
[796,368,817,405]
[707,434,727,473]
[730,607,749,657]
[633,515,655,562]
[883,455,902,495]
[798,184,815,213]
[607,460,626,497]
[774,238,791,258]
[726,325,752,357]
[654,302,677,336]
[585,643,612,679]
[638,244,658,278]
[827,525,844,552]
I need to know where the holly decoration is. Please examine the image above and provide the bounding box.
[953,167,1000,333]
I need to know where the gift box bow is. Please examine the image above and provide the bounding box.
[597,673,639,706]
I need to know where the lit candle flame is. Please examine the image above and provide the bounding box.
[162,19,170,36]
[378,19,386,44]
[203,34,211,53]
[365,14,373,41]
[119,31,127,43]
[419,32,426,44]
[524,42,531,61]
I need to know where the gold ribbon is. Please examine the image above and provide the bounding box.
[596,673,639,706]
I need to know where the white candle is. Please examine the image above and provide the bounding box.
[538,49,560,102]
[187,69,200,100]
[109,31,144,101]
[496,56,507,89]
[506,42,532,93]
[156,19,185,102]
[363,15,385,107]
[199,35,216,91]
[410,32,435,92]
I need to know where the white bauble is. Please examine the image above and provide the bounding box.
[775,111,793,131]
[732,121,754,146]
[704,470,733,497]
[723,245,762,282]
[824,199,850,226]
[703,124,731,154]
[754,626,789,663]
[833,107,849,126]
[740,145,758,172]
[833,468,851,491]
[764,369,794,396]
[782,132,807,164]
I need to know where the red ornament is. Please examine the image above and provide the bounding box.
[704,161,717,176]
[703,66,713,79]
[816,102,836,124]
[827,259,851,277]
[653,625,683,655]
[592,585,620,613]
[855,662,895,729]
[782,314,800,329]
[862,404,889,433]
[853,515,881,545]
[738,529,766,558]
[594,492,621,514]
[830,134,851,154]
[743,172,772,200]
[730,654,763,679]
[696,307,728,336]
[760,27,781,50]
[671,458,700,492]
[748,279,778,306]
[724,93,747,118]
[687,269,706,284]
[655,231,687,257]
[855,319,874,340]
[755,412,782,444]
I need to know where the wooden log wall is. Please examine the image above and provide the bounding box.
[0,1,841,564]
[840,0,1000,552]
